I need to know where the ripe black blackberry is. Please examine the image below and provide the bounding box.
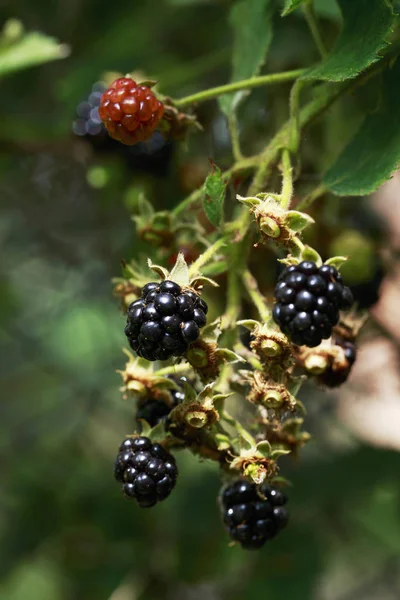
[136,377,186,427]
[221,479,289,550]
[125,281,208,361]
[273,261,353,348]
[114,436,178,507]
[319,336,357,387]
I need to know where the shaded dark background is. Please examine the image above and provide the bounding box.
[1,1,400,599]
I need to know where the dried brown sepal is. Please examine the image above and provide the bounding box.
[237,195,313,252]
[113,278,141,311]
[257,411,311,456]
[249,327,294,375]
[119,354,178,405]
[295,336,356,388]
[186,339,222,383]
[247,371,297,411]
[230,454,278,484]
[158,99,202,141]
[169,399,219,431]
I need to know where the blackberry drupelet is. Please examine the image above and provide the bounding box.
[221,479,289,550]
[114,436,178,507]
[125,281,208,361]
[99,77,164,145]
[273,261,353,348]
[136,378,186,427]
[72,81,106,139]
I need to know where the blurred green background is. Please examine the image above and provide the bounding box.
[1,1,400,599]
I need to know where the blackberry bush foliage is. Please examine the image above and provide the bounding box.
[108,0,397,548]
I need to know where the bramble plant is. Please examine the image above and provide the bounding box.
[99,0,399,550]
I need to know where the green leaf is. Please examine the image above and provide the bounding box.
[304,0,394,82]
[281,0,306,16]
[219,0,273,116]
[202,162,226,228]
[0,27,69,78]
[323,58,400,195]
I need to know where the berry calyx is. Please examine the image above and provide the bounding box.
[125,280,208,361]
[99,77,164,145]
[114,436,178,507]
[220,479,289,550]
[273,262,354,348]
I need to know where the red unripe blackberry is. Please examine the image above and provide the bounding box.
[220,479,289,550]
[99,77,164,145]
[114,436,178,507]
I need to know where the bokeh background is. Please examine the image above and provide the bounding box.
[1,1,400,599]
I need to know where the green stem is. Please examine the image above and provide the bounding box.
[228,114,243,161]
[242,270,270,322]
[225,226,252,329]
[289,79,305,153]
[173,55,394,219]
[249,46,398,198]
[174,68,307,107]
[188,236,228,276]
[280,149,293,209]
[303,0,328,59]
[296,183,326,210]
[249,80,357,196]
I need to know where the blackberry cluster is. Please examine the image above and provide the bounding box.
[136,377,186,427]
[319,336,357,387]
[273,262,353,348]
[99,77,164,145]
[125,280,208,361]
[114,436,178,507]
[221,479,288,550]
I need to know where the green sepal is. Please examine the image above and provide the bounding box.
[300,245,322,266]
[285,210,315,232]
[190,275,219,289]
[199,319,221,344]
[168,252,190,287]
[216,348,246,364]
[237,319,260,332]
[237,194,262,207]
[325,255,349,269]
[215,433,232,451]
[256,440,272,457]
[147,258,168,280]
[270,448,291,459]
